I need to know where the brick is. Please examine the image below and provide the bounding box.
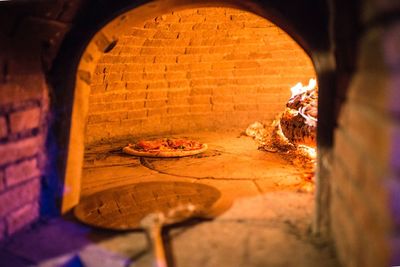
[5,158,40,187]
[167,97,189,106]
[190,79,212,87]
[87,112,127,124]
[6,202,39,235]
[158,13,180,23]
[223,53,249,61]
[190,87,212,95]
[126,110,147,120]
[147,81,168,90]
[104,73,123,82]
[0,136,41,166]
[165,64,183,72]
[211,62,235,70]
[89,101,144,113]
[141,47,185,55]
[143,63,166,72]
[212,104,234,111]
[130,28,156,38]
[179,14,205,23]
[143,39,164,46]
[0,178,40,217]
[146,90,168,99]
[186,71,206,79]
[154,55,177,64]
[187,63,212,71]
[90,84,106,94]
[209,70,233,78]
[167,106,190,114]
[234,103,257,111]
[90,92,127,103]
[153,32,179,39]
[234,61,261,69]
[0,116,7,139]
[109,64,127,74]
[233,94,257,103]
[126,82,147,90]
[177,55,201,64]
[188,96,211,105]
[143,72,164,80]
[145,100,168,108]
[168,80,190,88]
[169,23,194,32]
[124,64,144,72]
[201,54,224,62]
[167,89,189,98]
[212,87,233,96]
[190,105,212,113]
[147,107,168,117]
[143,21,158,29]
[106,82,126,91]
[9,107,41,134]
[192,23,217,31]
[122,72,143,81]
[126,91,146,100]
[185,47,210,54]
[119,46,141,55]
[211,95,234,104]
[165,72,187,80]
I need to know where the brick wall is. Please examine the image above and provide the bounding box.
[330,1,400,266]
[0,1,82,240]
[0,64,47,239]
[85,8,315,144]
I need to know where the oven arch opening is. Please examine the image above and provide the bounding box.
[48,0,333,239]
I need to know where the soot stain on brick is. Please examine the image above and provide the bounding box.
[103,39,118,53]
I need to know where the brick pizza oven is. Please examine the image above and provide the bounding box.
[0,0,399,266]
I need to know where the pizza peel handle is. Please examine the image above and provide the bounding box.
[141,213,168,267]
[140,204,197,267]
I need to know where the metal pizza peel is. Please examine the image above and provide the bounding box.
[74,181,228,267]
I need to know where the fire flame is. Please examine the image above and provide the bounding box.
[290,78,317,99]
[298,145,317,159]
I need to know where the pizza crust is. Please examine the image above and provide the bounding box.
[122,143,208,158]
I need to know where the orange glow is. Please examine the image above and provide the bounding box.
[298,145,317,159]
[289,78,317,99]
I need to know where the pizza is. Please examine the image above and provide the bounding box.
[122,138,208,157]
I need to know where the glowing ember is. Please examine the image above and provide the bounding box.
[246,78,318,192]
[298,145,317,159]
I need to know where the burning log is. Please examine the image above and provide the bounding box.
[246,79,318,156]
[279,80,318,147]
[245,79,318,192]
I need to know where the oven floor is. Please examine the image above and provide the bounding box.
[81,131,308,199]
[0,131,340,267]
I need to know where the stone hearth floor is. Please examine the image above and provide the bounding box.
[0,131,341,267]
